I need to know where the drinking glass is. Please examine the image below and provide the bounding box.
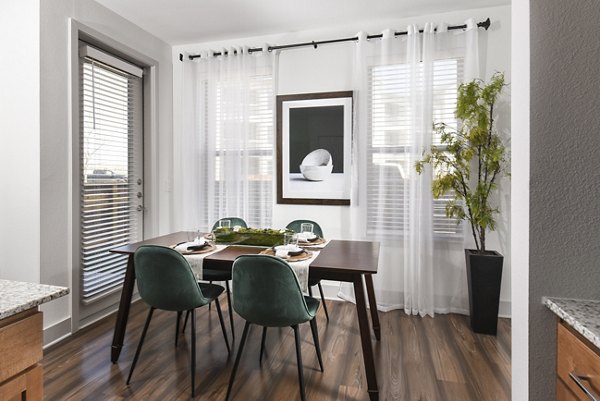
[284,232,297,247]
[300,222,314,234]
[219,219,231,229]
[187,230,199,243]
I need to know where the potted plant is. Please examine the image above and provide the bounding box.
[415,72,508,335]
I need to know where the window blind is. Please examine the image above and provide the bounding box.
[80,53,143,301]
[367,59,463,237]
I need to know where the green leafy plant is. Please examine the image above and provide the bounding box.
[212,227,293,247]
[415,72,508,253]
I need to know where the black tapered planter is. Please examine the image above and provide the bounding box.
[465,249,503,335]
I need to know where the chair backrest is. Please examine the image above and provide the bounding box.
[211,217,248,231]
[232,255,314,327]
[134,245,209,311]
[285,219,324,237]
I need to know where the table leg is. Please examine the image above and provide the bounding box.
[364,274,381,341]
[353,275,379,401]
[111,254,136,363]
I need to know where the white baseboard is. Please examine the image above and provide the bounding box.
[498,300,511,318]
[43,317,72,348]
[318,281,512,319]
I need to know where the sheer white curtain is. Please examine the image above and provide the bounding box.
[175,46,275,231]
[343,20,481,317]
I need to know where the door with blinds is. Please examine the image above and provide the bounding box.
[78,43,144,321]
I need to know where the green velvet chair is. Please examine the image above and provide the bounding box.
[225,255,324,401]
[185,217,249,339]
[127,245,230,398]
[286,219,329,320]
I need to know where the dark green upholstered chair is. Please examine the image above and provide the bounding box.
[225,255,323,401]
[286,219,329,321]
[127,245,230,398]
[185,217,248,339]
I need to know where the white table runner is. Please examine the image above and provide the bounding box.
[175,244,227,280]
[176,245,323,293]
[288,251,320,293]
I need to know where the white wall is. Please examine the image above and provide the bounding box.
[39,0,173,343]
[173,5,512,313]
[0,1,41,284]
[511,0,529,399]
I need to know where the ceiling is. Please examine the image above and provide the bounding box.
[94,0,510,45]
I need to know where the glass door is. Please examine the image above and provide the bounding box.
[78,43,144,322]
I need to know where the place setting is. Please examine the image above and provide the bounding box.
[261,232,313,262]
[295,222,329,249]
[171,231,217,255]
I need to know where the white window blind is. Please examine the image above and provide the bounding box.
[367,59,463,237]
[80,51,143,301]
[211,74,273,227]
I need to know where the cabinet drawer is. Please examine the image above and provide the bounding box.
[0,365,43,401]
[558,321,600,400]
[0,310,42,384]
[558,377,582,401]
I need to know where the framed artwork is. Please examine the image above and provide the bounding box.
[276,91,353,205]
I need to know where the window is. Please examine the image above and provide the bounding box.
[367,59,463,237]
[205,73,273,228]
[79,44,144,303]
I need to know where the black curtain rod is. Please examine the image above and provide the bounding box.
[180,18,490,61]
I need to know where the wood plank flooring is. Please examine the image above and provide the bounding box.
[42,299,510,401]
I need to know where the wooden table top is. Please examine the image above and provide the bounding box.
[111,231,380,276]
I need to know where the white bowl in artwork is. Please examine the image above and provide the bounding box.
[300,164,334,181]
[299,149,333,181]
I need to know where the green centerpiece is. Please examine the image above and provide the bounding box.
[212,227,291,247]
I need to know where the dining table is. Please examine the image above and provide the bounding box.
[109,231,381,401]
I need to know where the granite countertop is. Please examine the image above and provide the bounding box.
[544,297,600,349]
[0,279,69,320]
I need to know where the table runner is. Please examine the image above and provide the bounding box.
[287,251,319,293]
[177,245,319,293]
[178,244,228,280]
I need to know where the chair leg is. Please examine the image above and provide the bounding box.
[182,310,190,333]
[208,281,213,311]
[190,308,196,398]
[292,325,306,401]
[226,280,235,339]
[308,286,313,297]
[175,311,182,347]
[259,326,267,365]
[214,297,231,354]
[309,318,324,372]
[317,282,329,321]
[226,321,251,401]
[127,307,154,385]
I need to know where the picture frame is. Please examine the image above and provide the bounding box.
[276,91,353,205]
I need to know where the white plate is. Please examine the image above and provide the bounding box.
[274,245,302,253]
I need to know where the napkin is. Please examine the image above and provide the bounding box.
[274,245,302,257]
[296,232,317,242]
[175,239,208,253]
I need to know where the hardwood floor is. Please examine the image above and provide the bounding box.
[43,299,510,401]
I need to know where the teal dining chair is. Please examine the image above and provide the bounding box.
[286,219,329,320]
[127,245,230,398]
[225,255,324,401]
[183,217,249,339]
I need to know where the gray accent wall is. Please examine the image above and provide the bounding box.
[530,0,600,399]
